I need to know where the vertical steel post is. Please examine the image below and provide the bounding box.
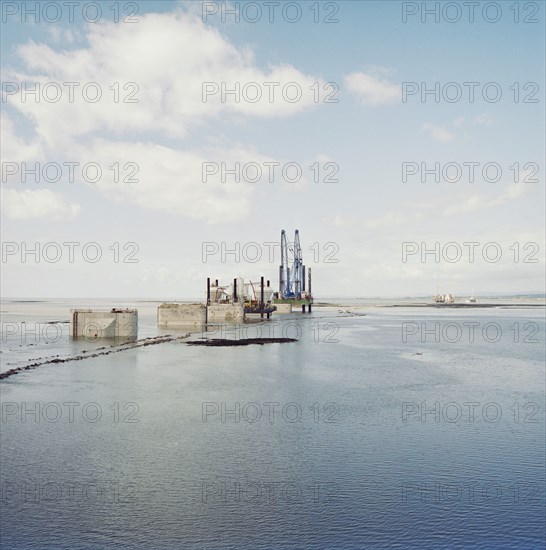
[261,276,264,318]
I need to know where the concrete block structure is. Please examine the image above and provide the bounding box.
[157,302,244,327]
[207,302,245,323]
[71,308,138,339]
[157,303,206,327]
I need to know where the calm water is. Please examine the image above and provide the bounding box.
[1,300,545,549]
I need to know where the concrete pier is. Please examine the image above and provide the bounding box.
[157,303,206,328]
[71,308,138,339]
[157,302,245,327]
[207,302,245,323]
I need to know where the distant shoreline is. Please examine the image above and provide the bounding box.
[378,303,546,308]
[313,302,546,309]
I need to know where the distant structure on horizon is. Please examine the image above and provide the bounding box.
[433,286,454,304]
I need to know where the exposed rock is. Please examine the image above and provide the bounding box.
[188,338,297,346]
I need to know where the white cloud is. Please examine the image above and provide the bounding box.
[344,71,399,105]
[366,211,424,229]
[46,26,75,44]
[62,139,283,223]
[321,215,360,228]
[473,113,493,126]
[5,11,321,147]
[453,116,466,128]
[443,179,533,216]
[322,210,425,230]
[421,123,454,142]
[2,9,325,224]
[0,112,44,163]
[1,188,80,220]
[451,113,493,129]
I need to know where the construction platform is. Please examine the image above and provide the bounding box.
[157,276,276,327]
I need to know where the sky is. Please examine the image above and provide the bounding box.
[1,0,545,299]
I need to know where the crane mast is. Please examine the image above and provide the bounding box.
[279,229,304,300]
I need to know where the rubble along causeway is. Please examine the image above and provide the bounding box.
[0,335,297,380]
[0,334,189,381]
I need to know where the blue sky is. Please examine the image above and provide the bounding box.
[1,1,545,298]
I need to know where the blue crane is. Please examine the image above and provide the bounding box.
[279,229,304,299]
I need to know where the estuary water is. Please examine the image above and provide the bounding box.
[1,299,545,549]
